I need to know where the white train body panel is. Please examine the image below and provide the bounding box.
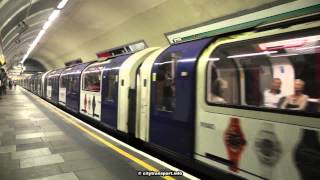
[136,47,167,141]
[47,86,52,99]
[80,61,109,121]
[117,47,160,133]
[59,88,66,105]
[41,71,50,97]
[80,91,102,121]
[195,21,320,180]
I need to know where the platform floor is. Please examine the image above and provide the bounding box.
[0,88,191,180]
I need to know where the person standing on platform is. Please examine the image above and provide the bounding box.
[2,72,7,95]
[9,80,12,90]
[0,68,5,97]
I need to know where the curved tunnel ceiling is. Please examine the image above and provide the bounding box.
[0,0,281,70]
[0,0,58,68]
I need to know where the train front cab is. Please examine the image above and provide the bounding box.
[195,21,320,179]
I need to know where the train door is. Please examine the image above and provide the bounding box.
[59,74,68,106]
[101,55,129,129]
[137,48,167,141]
[46,76,53,100]
[66,75,77,112]
[52,75,61,104]
[42,71,49,98]
[117,48,159,134]
[149,39,212,157]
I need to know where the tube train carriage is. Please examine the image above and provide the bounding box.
[20,18,320,180]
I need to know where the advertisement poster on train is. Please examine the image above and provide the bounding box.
[254,123,282,178]
[224,117,246,172]
[294,129,320,180]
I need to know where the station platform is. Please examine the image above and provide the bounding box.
[0,88,194,180]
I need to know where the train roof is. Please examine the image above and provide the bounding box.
[60,62,91,76]
[46,68,66,77]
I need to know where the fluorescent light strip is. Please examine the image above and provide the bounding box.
[270,53,298,58]
[43,21,52,30]
[296,45,320,50]
[227,51,278,58]
[208,58,220,61]
[57,0,69,9]
[48,10,60,22]
[21,0,68,64]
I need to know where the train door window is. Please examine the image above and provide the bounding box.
[207,31,320,115]
[83,67,102,92]
[106,74,117,101]
[67,76,72,94]
[48,77,52,86]
[155,51,181,111]
[73,76,80,93]
[60,75,68,89]
[207,52,240,105]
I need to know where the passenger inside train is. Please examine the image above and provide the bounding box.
[156,52,180,111]
[281,79,309,111]
[263,78,283,108]
[207,33,320,114]
[209,79,227,103]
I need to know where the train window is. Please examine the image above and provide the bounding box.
[67,76,78,94]
[207,54,240,104]
[83,72,101,92]
[207,31,320,115]
[73,76,80,93]
[47,78,52,86]
[60,75,68,89]
[106,74,117,101]
[155,51,181,111]
[66,76,72,93]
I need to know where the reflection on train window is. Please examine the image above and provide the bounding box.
[83,72,101,92]
[47,78,52,86]
[207,56,240,104]
[155,51,181,111]
[207,32,320,114]
[53,77,59,90]
[60,76,68,88]
[70,76,79,93]
[106,74,117,101]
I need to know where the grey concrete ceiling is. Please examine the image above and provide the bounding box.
[0,0,279,70]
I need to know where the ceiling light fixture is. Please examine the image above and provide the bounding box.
[227,51,278,59]
[42,21,52,30]
[48,10,60,22]
[57,0,69,9]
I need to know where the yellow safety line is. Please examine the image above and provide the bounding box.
[27,91,175,180]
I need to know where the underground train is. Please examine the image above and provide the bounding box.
[20,17,320,180]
